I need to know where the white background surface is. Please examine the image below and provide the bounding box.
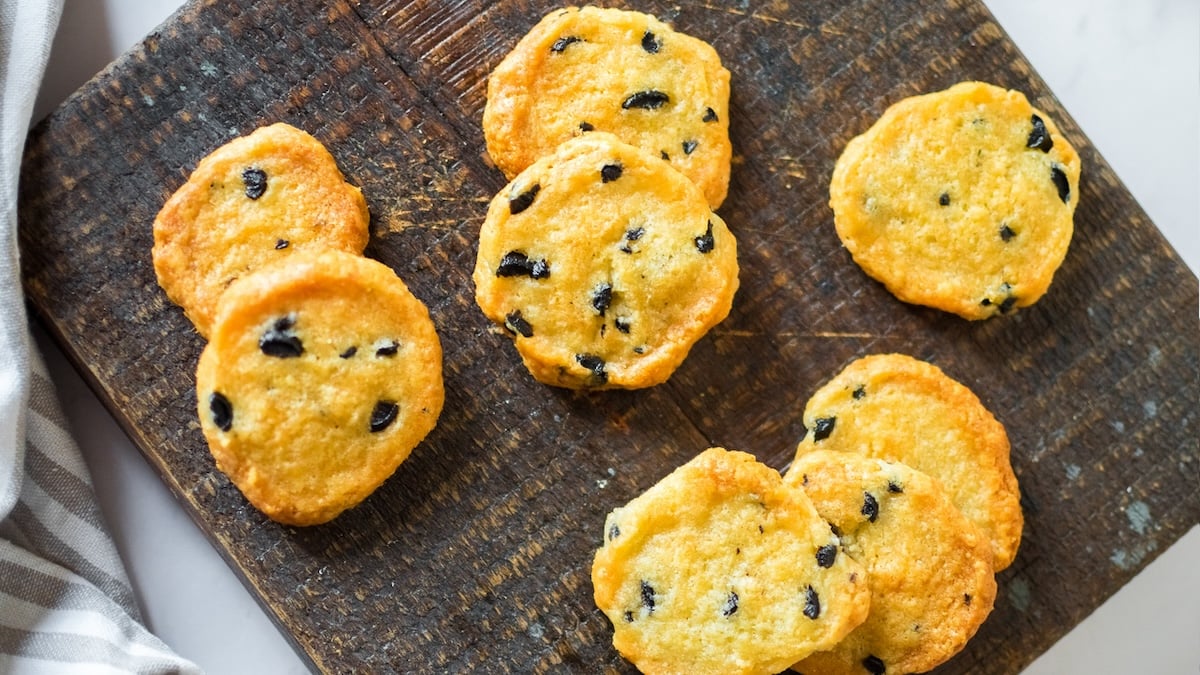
[28,1,1200,673]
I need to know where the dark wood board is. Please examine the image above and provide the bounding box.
[18,0,1199,672]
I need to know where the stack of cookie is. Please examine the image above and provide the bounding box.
[152,123,444,526]
[593,354,1020,675]
[476,6,739,389]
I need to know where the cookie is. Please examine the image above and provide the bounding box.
[790,353,1022,571]
[472,132,738,390]
[195,249,443,526]
[483,6,732,208]
[153,122,370,337]
[592,448,870,675]
[828,81,1081,319]
[786,451,997,675]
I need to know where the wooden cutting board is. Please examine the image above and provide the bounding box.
[19,0,1199,672]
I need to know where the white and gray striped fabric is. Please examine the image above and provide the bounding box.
[1,1,199,672]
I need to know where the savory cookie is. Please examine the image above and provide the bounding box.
[153,122,370,337]
[195,249,443,526]
[483,6,732,208]
[790,353,1022,571]
[786,451,997,675]
[593,448,870,675]
[829,81,1081,319]
[472,133,738,390]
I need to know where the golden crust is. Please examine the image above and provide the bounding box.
[790,353,1022,570]
[152,123,369,337]
[592,448,870,675]
[829,81,1081,319]
[473,133,738,390]
[787,451,997,675]
[195,249,443,526]
[483,6,732,208]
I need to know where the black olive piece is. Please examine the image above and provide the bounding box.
[660,150,670,161]
[209,392,233,432]
[369,401,399,433]
[614,317,631,334]
[640,580,656,612]
[550,35,583,53]
[964,593,973,606]
[275,239,289,250]
[938,192,950,206]
[721,591,739,617]
[375,340,400,357]
[1050,165,1070,203]
[862,492,879,523]
[242,167,267,200]
[496,251,551,279]
[641,30,661,53]
[998,294,1018,313]
[622,90,670,110]
[576,353,608,386]
[623,611,634,623]
[816,544,838,568]
[887,481,903,494]
[509,184,541,215]
[862,655,886,674]
[803,585,820,619]
[633,346,645,354]
[682,139,698,155]
[1027,114,1054,152]
[852,385,866,400]
[259,317,303,358]
[812,416,836,441]
[621,226,644,253]
[505,310,534,338]
[591,283,613,316]
[339,346,358,359]
[579,121,594,132]
[702,107,718,123]
[694,220,715,253]
[601,163,623,183]
[1000,224,1016,242]
[608,524,620,540]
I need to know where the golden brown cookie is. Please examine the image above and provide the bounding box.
[153,122,370,337]
[483,6,732,208]
[195,249,443,526]
[473,132,738,390]
[829,81,1081,319]
[786,451,997,675]
[593,448,870,675]
[790,353,1022,571]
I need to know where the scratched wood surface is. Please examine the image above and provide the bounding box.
[18,0,1199,672]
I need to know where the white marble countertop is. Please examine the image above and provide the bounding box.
[30,1,1199,673]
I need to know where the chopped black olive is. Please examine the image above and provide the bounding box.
[578,121,594,132]
[608,523,620,540]
[660,150,670,161]
[576,353,608,386]
[505,310,534,338]
[682,139,698,155]
[275,239,289,250]
[625,227,645,241]
[938,192,950,206]
[702,107,718,123]
[550,35,583,53]
[339,346,358,359]
[623,611,634,623]
[812,416,836,441]
[508,184,541,214]
[1000,224,1016,242]
[622,90,670,110]
[887,481,904,494]
[852,385,866,400]
[369,401,399,433]
[242,167,267,200]
[862,492,879,523]
[998,294,1018,313]
[614,317,631,334]
[530,259,550,279]
[601,163,623,183]
[694,220,715,253]
[1050,165,1070,203]
[375,340,400,357]
[803,585,820,619]
[640,580,656,612]
[591,283,613,316]
[721,591,739,617]
[641,30,661,53]
[964,593,973,606]
[209,392,233,431]
[1027,114,1053,152]
[496,251,551,279]
[633,346,645,354]
[259,317,303,358]
[816,544,838,568]
[862,655,886,674]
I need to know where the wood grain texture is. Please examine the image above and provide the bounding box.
[18,0,1199,672]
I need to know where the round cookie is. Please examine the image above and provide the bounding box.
[472,132,738,390]
[786,451,997,675]
[829,81,1081,319]
[592,448,870,675]
[790,353,1022,571]
[153,122,370,337]
[196,249,443,526]
[483,6,732,208]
